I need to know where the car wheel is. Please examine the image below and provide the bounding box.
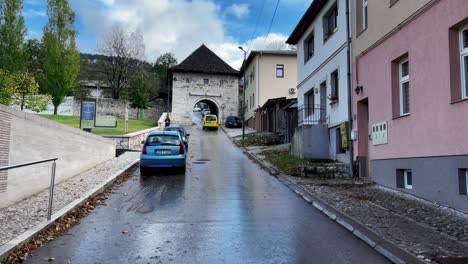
[179,165,186,174]
[140,166,148,176]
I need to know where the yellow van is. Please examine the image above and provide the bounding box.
[203,115,218,130]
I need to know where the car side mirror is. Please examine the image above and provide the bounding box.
[141,140,145,144]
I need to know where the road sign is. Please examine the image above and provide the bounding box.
[81,101,95,121]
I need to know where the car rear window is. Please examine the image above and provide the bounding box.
[205,116,217,121]
[166,128,184,134]
[146,135,180,146]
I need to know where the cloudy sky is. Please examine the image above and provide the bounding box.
[23,0,310,69]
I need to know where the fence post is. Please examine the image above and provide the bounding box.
[47,161,57,220]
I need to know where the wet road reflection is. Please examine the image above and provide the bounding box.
[25,126,389,264]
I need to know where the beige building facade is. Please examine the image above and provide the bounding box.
[240,51,297,125]
[352,0,433,56]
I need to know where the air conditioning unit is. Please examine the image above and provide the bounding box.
[289,88,296,94]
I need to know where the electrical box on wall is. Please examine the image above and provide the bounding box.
[371,121,388,145]
[350,130,357,141]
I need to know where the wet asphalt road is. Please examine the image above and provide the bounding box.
[25,126,389,264]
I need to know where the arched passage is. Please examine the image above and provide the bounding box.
[192,99,220,125]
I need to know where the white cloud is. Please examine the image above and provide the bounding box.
[23,9,46,17]
[225,3,249,19]
[71,0,293,69]
[209,33,293,70]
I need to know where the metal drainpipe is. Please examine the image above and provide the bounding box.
[346,0,355,177]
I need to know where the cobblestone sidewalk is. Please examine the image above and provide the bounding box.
[283,174,468,262]
[0,151,139,247]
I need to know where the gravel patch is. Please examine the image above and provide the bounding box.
[0,151,139,247]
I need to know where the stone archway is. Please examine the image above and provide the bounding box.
[192,98,222,125]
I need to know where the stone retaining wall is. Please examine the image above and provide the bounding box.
[0,104,116,209]
[103,126,162,151]
[73,98,167,120]
[299,163,351,179]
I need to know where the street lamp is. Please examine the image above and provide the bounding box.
[238,46,247,140]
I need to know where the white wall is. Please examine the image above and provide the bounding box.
[296,0,349,127]
[297,49,349,127]
[0,104,116,209]
[297,0,348,83]
[11,96,75,116]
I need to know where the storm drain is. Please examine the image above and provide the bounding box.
[197,159,211,162]
[192,161,206,165]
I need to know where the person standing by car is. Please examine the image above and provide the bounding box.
[165,114,171,127]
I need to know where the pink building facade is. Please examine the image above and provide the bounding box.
[353,0,468,212]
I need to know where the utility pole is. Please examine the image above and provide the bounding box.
[238,46,247,139]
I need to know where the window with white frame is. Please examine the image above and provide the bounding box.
[323,2,338,41]
[276,64,284,78]
[399,59,410,115]
[304,30,314,62]
[460,26,468,99]
[330,69,339,102]
[362,0,368,31]
[403,169,413,189]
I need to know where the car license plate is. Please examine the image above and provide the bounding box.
[156,150,171,155]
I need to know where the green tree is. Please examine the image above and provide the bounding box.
[0,69,17,105]
[152,53,177,96]
[40,0,79,114]
[11,72,50,112]
[128,71,159,119]
[0,0,28,73]
[25,39,43,75]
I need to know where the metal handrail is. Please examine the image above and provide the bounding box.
[0,158,58,220]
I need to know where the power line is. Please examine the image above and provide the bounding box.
[247,0,267,54]
[264,0,281,45]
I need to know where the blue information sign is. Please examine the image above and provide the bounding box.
[81,101,96,121]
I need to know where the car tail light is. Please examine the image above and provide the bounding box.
[179,142,185,154]
[142,143,147,154]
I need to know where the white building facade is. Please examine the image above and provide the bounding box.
[287,0,351,163]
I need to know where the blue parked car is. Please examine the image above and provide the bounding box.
[140,131,186,175]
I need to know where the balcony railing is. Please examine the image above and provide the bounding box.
[298,104,327,126]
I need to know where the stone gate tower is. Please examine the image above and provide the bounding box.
[169,45,239,125]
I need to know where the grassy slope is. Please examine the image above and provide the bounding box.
[39,115,156,136]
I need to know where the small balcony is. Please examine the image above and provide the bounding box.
[298,104,327,126]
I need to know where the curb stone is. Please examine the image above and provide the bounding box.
[220,126,422,264]
[0,158,140,261]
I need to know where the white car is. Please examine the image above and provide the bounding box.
[193,107,201,112]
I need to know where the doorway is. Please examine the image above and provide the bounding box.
[357,98,369,177]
